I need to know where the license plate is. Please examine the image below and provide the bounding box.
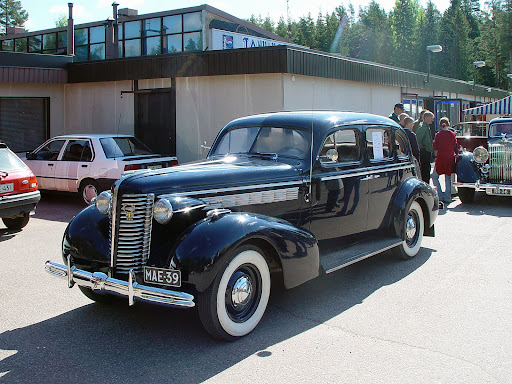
[147,165,162,170]
[487,187,512,196]
[144,266,181,287]
[0,183,14,194]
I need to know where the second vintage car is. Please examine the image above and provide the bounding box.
[45,111,438,340]
[23,134,178,205]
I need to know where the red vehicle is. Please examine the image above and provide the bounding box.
[454,121,489,152]
[0,142,41,230]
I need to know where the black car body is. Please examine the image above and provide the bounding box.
[455,117,512,202]
[45,111,438,340]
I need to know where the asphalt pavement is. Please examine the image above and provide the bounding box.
[1,191,511,384]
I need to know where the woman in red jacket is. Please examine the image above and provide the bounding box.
[432,117,457,204]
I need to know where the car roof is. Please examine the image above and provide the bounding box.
[50,134,133,139]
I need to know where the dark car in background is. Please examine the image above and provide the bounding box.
[0,142,40,230]
[45,111,438,340]
[455,117,512,202]
[454,121,489,152]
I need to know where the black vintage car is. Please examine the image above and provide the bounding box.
[45,111,438,340]
[455,116,512,202]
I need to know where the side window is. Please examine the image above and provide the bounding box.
[34,139,66,160]
[319,128,360,164]
[61,140,93,162]
[366,127,392,161]
[395,130,410,158]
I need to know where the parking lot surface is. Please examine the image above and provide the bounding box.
[1,192,511,384]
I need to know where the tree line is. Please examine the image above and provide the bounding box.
[248,0,512,90]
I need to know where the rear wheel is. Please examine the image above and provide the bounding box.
[393,201,424,260]
[458,187,475,204]
[2,213,30,230]
[79,179,99,206]
[198,245,271,341]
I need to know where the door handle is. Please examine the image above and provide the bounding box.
[47,163,54,166]
[81,164,88,168]
[360,175,373,181]
[373,174,381,179]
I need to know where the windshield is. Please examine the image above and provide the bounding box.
[211,126,310,159]
[100,137,153,158]
[0,148,27,171]
[455,123,488,137]
[489,122,512,137]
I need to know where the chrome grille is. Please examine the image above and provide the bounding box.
[112,193,154,274]
[489,144,512,183]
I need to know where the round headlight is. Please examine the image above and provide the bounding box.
[153,199,173,224]
[95,191,112,215]
[472,146,489,164]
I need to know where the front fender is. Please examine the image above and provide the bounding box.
[390,177,438,239]
[456,152,478,183]
[172,212,319,293]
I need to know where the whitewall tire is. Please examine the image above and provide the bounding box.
[393,201,424,259]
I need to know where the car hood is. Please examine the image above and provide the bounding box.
[118,156,304,196]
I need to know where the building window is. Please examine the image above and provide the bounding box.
[75,45,88,62]
[143,18,161,37]
[143,36,161,55]
[184,31,202,51]
[183,12,202,32]
[124,20,141,39]
[90,43,105,60]
[74,29,88,46]
[89,26,105,44]
[163,15,182,34]
[43,33,57,52]
[125,39,141,57]
[163,34,182,53]
[1,40,14,51]
[15,38,27,52]
[57,31,67,49]
[28,35,42,52]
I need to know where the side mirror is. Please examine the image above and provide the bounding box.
[26,152,36,160]
[201,141,211,152]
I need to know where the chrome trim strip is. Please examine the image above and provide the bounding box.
[110,179,122,276]
[0,190,40,203]
[201,187,299,208]
[325,240,402,274]
[45,260,195,308]
[174,180,303,197]
[454,182,512,191]
[320,163,414,181]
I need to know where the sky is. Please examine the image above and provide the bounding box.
[20,0,451,32]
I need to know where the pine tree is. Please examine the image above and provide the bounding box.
[414,1,441,73]
[0,0,28,34]
[390,0,419,68]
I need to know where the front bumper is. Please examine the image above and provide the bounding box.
[454,181,512,195]
[0,190,40,218]
[45,256,195,308]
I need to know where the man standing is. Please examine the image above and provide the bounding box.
[416,110,435,183]
[389,103,404,124]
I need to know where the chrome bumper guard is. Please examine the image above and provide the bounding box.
[45,256,194,308]
[454,181,512,191]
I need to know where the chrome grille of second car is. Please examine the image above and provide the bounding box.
[489,144,512,183]
[112,193,155,274]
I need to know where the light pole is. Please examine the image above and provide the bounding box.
[472,61,486,90]
[508,74,512,95]
[426,45,443,83]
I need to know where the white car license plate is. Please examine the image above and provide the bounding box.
[144,266,181,287]
[487,187,512,196]
[0,183,14,193]
[147,165,162,170]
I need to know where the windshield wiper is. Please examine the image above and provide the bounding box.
[251,152,278,160]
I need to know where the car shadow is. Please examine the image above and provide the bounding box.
[449,194,512,217]
[0,229,18,241]
[0,248,433,384]
[33,192,85,223]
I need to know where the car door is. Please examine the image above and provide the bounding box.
[365,126,400,231]
[25,139,66,190]
[55,139,94,192]
[309,127,369,244]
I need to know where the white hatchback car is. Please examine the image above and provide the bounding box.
[23,134,178,205]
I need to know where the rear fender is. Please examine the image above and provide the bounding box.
[390,177,438,239]
[172,212,319,293]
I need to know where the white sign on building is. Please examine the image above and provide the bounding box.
[210,29,300,51]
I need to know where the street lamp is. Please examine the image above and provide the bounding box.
[472,61,486,90]
[426,45,443,83]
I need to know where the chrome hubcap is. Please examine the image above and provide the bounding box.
[406,215,417,241]
[231,275,252,310]
[83,185,98,204]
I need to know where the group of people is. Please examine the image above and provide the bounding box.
[389,103,457,204]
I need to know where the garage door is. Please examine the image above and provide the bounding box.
[0,97,49,152]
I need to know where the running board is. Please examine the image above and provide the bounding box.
[320,237,402,274]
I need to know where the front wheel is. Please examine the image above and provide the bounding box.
[393,201,424,260]
[2,213,30,230]
[198,245,271,341]
[79,179,99,206]
[458,187,475,204]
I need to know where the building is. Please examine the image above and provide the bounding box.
[0,4,509,163]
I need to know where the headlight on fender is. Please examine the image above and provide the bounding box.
[153,199,173,224]
[95,191,112,215]
[473,146,489,164]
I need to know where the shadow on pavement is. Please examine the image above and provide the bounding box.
[0,248,433,384]
[32,192,85,223]
[449,193,512,217]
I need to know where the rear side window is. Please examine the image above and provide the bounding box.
[0,148,26,171]
[100,137,152,158]
[366,127,392,160]
[395,130,410,158]
[61,140,93,162]
[319,128,360,164]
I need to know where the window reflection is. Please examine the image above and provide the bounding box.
[90,43,105,60]
[144,36,161,55]
[163,15,182,34]
[184,32,202,51]
[183,12,201,32]
[75,45,88,61]
[2,40,14,51]
[57,32,67,48]
[43,34,57,51]
[124,21,141,39]
[74,29,88,46]
[89,26,105,44]
[15,38,27,52]
[143,18,160,37]
[163,34,182,53]
[125,39,141,57]
[28,35,42,52]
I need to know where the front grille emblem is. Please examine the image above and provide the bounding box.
[122,204,136,220]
